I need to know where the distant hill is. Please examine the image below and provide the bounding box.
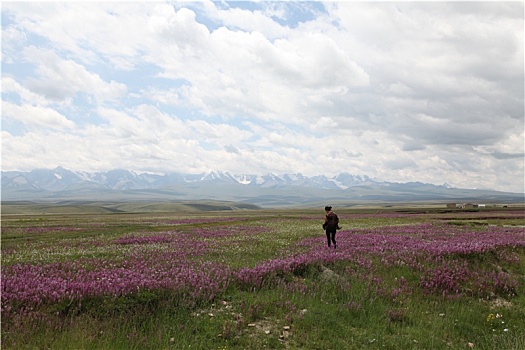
[2,167,523,207]
[0,200,260,215]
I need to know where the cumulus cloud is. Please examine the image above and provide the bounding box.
[23,47,127,103]
[2,101,75,130]
[1,1,523,192]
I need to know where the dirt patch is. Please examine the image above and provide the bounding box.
[490,298,513,309]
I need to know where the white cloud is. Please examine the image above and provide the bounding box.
[2,77,49,106]
[2,2,153,65]
[2,101,75,130]
[22,46,127,103]
[1,1,523,193]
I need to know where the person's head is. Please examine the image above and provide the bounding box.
[324,206,332,212]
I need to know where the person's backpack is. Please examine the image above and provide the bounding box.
[325,212,340,230]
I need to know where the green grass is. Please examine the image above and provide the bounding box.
[2,205,525,349]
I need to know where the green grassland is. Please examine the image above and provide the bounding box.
[1,203,524,349]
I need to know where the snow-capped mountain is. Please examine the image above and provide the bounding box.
[2,167,378,192]
[2,167,522,206]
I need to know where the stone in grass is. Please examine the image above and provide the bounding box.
[280,326,291,340]
[319,265,342,283]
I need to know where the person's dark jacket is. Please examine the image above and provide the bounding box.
[324,211,340,231]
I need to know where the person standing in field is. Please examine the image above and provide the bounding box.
[323,206,340,248]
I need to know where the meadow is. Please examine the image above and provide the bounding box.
[1,205,525,349]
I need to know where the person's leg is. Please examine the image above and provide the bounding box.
[331,231,337,248]
[325,230,331,247]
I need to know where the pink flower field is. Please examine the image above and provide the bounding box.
[3,214,524,317]
[2,208,525,350]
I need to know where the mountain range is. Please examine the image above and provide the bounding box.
[2,167,523,207]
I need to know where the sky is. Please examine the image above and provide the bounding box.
[1,1,524,193]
